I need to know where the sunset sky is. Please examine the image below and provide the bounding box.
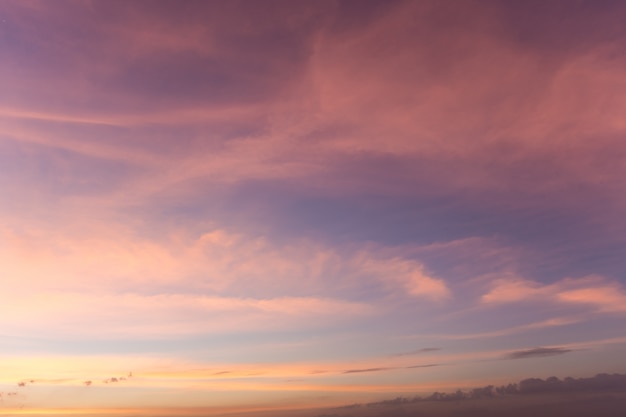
[1,0,626,415]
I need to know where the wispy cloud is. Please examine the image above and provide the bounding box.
[393,347,442,357]
[342,367,391,374]
[0,222,454,340]
[405,364,439,369]
[425,317,582,341]
[0,292,374,338]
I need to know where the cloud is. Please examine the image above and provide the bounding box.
[481,275,626,315]
[427,317,582,341]
[557,286,626,313]
[5,0,624,214]
[0,292,373,338]
[481,278,550,304]
[505,347,572,360]
[325,372,626,417]
[1,0,625,301]
[417,348,440,353]
[405,364,439,369]
[0,223,449,334]
[357,256,450,301]
[393,348,441,357]
[342,368,391,374]
[326,364,439,374]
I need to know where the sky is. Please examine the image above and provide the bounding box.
[1,0,626,415]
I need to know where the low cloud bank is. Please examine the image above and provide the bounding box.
[313,372,626,417]
[363,373,626,406]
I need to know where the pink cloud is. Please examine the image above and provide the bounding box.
[0,0,624,207]
[2,0,625,223]
[357,256,449,301]
[482,275,626,314]
[428,317,582,341]
[0,222,455,339]
[481,277,551,304]
[557,285,626,313]
[0,222,449,301]
[0,291,373,338]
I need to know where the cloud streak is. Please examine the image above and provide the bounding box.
[505,347,573,360]
[342,368,391,375]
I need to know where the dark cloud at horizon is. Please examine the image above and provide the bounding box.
[312,373,626,417]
